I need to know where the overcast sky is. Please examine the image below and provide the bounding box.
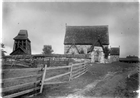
[2,2,139,57]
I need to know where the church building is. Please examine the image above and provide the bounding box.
[64,25,109,63]
[10,30,31,55]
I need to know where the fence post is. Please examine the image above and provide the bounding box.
[84,62,87,72]
[47,58,50,67]
[67,58,69,65]
[40,64,47,93]
[69,64,73,81]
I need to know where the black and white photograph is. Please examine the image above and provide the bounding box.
[1,0,139,98]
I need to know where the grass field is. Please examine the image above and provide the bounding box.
[2,60,71,97]
[2,60,139,98]
[33,62,139,98]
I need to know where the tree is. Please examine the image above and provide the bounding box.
[42,45,53,54]
[1,43,7,57]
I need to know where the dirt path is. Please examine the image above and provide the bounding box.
[32,62,139,98]
[33,71,99,98]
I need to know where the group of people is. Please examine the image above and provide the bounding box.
[91,47,109,63]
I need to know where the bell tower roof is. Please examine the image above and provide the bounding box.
[10,30,31,55]
[14,30,30,41]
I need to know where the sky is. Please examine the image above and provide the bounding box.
[2,1,139,57]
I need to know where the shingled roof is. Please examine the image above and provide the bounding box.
[14,30,30,41]
[64,25,109,45]
[110,47,120,55]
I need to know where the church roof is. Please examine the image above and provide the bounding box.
[14,30,30,41]
[64,25,109,45]
[110,47,120,55]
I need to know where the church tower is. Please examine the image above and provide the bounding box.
[10,30,31,55]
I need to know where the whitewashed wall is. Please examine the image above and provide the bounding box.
[64,45,105,63]
[64,45,91,54]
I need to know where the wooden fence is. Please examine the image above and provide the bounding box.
[2,60,89,98]
[40,61,88,93]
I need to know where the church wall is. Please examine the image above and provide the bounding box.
[64,45,105,63]
[64,45,91,54]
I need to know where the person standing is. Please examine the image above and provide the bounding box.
[91,50,95,62]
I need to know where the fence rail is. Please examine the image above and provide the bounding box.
[2,66,43,98]
[3,80,40,93]
[40,61,88,93]
[2,74,42,84]
[2,57,89,98]
[3,87,40,98]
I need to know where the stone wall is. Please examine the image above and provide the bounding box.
[109,55,119,63]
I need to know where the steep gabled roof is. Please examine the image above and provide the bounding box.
[110,47,120,55]
[10,47,27,55]
[14,30,30,41]
[64,25,109,45]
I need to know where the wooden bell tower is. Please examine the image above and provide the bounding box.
[10,30,31,55]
